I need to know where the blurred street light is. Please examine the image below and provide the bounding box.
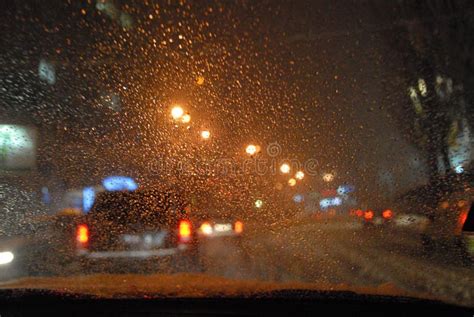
[323,173,334,182]
[295,171,305,180]
[171,105,184,120]
[280,163,290,174]
[288,178,297,187]
[255,199,263,208]
[181,113,191,123]
[246,144,258,156]
[196,76,205,85]
[201,130,210,140]
[293,194,303,203]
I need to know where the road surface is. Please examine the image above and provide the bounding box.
[199,217,474,306]
[0,217,473,307]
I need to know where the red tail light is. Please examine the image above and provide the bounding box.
[178,220,192,243]
[382,209,393,219]
[459,212,468,226]
[356,209,363,217]
[76,224,89,244]
[364,210,374,220]
[234,221,243,234]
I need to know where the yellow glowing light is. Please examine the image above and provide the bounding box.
[200,222,213,235]
[234,221,243,234]
[196,76,205,85]
[418,78,427,97]
[288,178,297,187]
[295,171,305,180]
[280,163,290,174]
[181,114,191,123]
[246,144,257,156]
[171,106,184,120]
[323,173,334,182]
[201,130,210,139]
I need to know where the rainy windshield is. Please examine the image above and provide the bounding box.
[0,0,474,308]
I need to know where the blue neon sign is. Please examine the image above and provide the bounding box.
[102,176,138,191]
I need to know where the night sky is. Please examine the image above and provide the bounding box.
[0,1,427,200]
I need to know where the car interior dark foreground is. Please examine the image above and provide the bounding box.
[0,289,472,316]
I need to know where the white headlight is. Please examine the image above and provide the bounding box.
[0,251,14,265]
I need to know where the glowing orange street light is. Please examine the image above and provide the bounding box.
[181,113,191,123]
[171,105,184,120]
[201,130,211,140]
[323,173,334,182]
[246,144,258,156]
[280,163,291,174]
[295,171,305,180]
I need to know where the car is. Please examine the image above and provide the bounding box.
[355,208,395,228]
[74,188,201,273]
[0,211,87,280]
[0,237,27,281]
[195,217,244,239]
[461,202,474,262]
[420,197,472,259]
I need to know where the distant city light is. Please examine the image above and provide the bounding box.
[288,178,297,186]
[333,197,342,205]
[280,163,291,174]
[255,199,263,208]
[319,197,342,209]
[82,186,95,212]
[408,86,423,114]
[181,113,191,123]
[293,194,304,203]
[246,144,258,156]
[320,199,330,209]
[295,171,305,180]
[201,130,211,140]
[323,173,334,182]
[455,165,464,174]
[337,184,355,195]
[418,78,428,97]
[103,176,138,191]
[196,76,205,85]
[41,186,51,204]
[171,106,184,120]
